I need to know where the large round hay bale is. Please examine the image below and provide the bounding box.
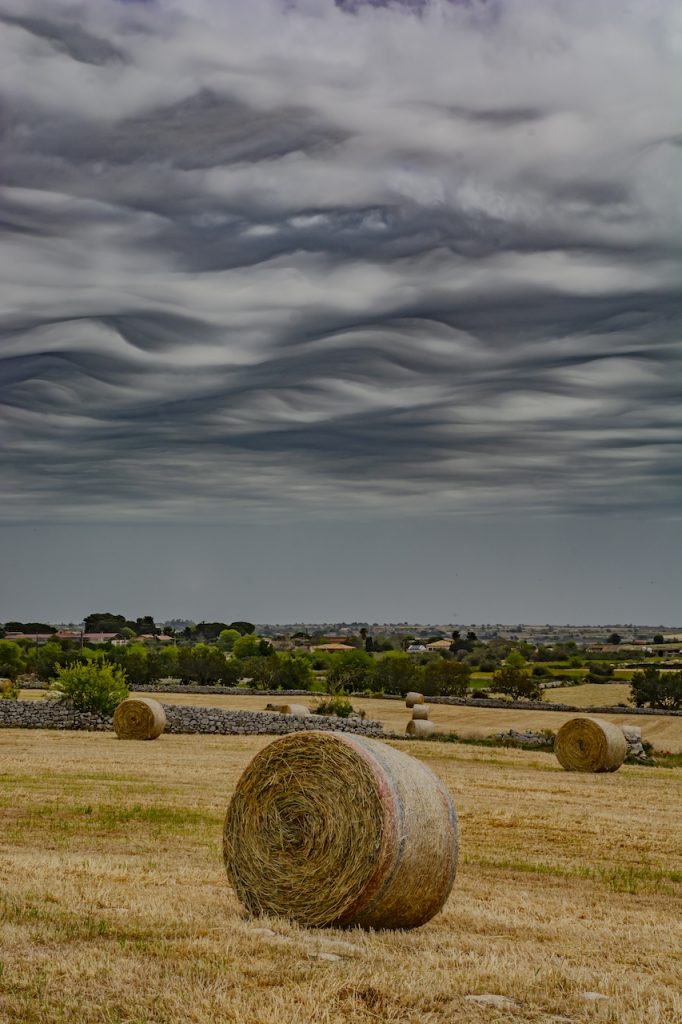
[223,731,458,930]
[113,697,166,740]
[411,705,430,721]
[555,717,628,773]
[406,719,436,738]
[279,703,312,717]
[405,691,424,708]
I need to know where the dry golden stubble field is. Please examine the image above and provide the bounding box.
[120,690,682,753]
[1,730,681,1024]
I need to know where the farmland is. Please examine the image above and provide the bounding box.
[125,689,682,754]
[1,729,680,1024]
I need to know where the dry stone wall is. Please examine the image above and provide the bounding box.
[0,699,385,738]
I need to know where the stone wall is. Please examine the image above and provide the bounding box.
[0,698,385,738]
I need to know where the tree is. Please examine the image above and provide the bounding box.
[422,660,470,698]
[271,654,314,691]
[232,634,272,659]
[50,660,129,714]
[83,612,131,633]
[237,656,275,688]
[115,644,149,688]
[3,621,56,634]
[135,615,158,635]
[630,667,682,710]
[26,642,67,681]
[0,640,26,682]
[325,650,374,695]
[371,652,421,696]
[178,644,235,685]
[653,634,664,644]
[218,628,241,650]
[229,621,255,635]
[607,633,622,646]
[492,651,542,700]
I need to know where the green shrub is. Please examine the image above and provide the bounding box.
[49,660,129,714]
[313,696,363,719]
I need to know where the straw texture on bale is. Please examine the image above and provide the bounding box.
[113,697,166,740]
[406,719,436,737]
[279,703,312,717]
[223,731,458,930]
[555,717,628,773]
[405,692,425,708]
[411,705,430,721]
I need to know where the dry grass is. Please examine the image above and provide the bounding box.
[544,683,633,707]
[121,691,682,754]
[1,729,681,1024]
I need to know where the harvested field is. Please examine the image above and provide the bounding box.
[123,691,682,754]
[0,730,680,1024]
[544,682,633,707]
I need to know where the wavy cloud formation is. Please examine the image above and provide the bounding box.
[1,0,680,522]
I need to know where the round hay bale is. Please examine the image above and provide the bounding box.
[279,703,312,717]
[405,719,436,738]
[411,705,430,721]
[405,691,425,708]
[113,697,166,740]
[223,731,458,930]
[555,717,627,773]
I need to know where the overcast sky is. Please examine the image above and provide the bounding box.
[0,0,680,625]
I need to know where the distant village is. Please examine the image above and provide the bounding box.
[3,619,682,655]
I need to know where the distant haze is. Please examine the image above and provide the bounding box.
[0,518,679,626]
[0,1,680,622]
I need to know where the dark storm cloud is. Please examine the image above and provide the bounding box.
[0,0,680,523]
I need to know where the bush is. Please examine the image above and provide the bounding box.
[49,660,129,714]
[586,662,614,685]
[1,678,19,699]
[313,696,363,719]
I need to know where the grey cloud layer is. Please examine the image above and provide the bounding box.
[0,0,680,522]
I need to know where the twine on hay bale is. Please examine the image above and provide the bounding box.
[223,731,458,930]
[411,705,430,721]
[406,719,436,738]
[555,717,628,773]
[405,691,425,708]
[113,697,166,740]
[279,703,312,717]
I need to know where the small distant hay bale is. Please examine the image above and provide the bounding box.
[113,697,166,740]
[279,703,312,717]
[223,731,458,930]
[411,705,430,721]
[405,719,436,738]
[405,692,424,708]
[555,717,627,773]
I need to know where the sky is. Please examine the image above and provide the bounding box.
[0,0,680,625]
